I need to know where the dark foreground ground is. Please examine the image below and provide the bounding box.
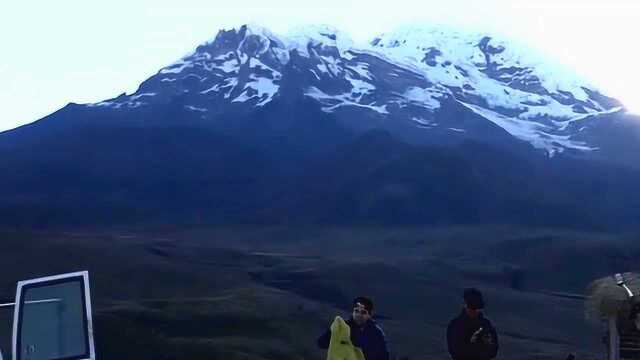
[1,225,633,359]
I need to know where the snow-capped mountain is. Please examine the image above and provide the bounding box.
[2,23,640,229]
[83,23,628,157]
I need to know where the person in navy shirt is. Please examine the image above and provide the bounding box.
[447,288,499,360]
[318,296,390,360]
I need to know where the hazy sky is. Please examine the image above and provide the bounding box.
[1,0,638,132]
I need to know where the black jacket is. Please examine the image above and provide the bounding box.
[447,310,499,360]
[318,318,390,360]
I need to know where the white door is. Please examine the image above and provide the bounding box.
[12,271,95,360]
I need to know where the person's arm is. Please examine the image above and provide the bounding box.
[447,321,460,359]
[476,321,499,360]
[447,320,472,360]
[374,326,391,360]
[317,327,331,349]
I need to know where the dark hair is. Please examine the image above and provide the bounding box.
[353,296,374,313]
[463,288,485,310]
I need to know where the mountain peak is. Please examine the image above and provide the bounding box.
[371,24,599,98]
[205,23,356,58]
[80,23,628,157]
[284,24,356,55]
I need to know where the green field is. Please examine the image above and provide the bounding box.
[1,225,635,359]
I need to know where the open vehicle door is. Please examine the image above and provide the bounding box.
[11,271,95,360]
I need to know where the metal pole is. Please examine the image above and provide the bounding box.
[622,284,635,299]
[0,299,61,308]
[615,273,635,299]
[609,315,620,360]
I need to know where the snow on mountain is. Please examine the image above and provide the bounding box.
[370,24,624,154]
[84,23,624,155]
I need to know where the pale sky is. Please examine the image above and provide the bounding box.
[1,0,639,132]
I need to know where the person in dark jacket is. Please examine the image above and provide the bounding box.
[447,288,499,360]
[318,296,390,360]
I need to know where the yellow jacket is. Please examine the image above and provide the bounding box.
[327,316,366,360]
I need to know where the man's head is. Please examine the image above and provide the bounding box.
[463,288,484,318]
[352,296,374,325]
